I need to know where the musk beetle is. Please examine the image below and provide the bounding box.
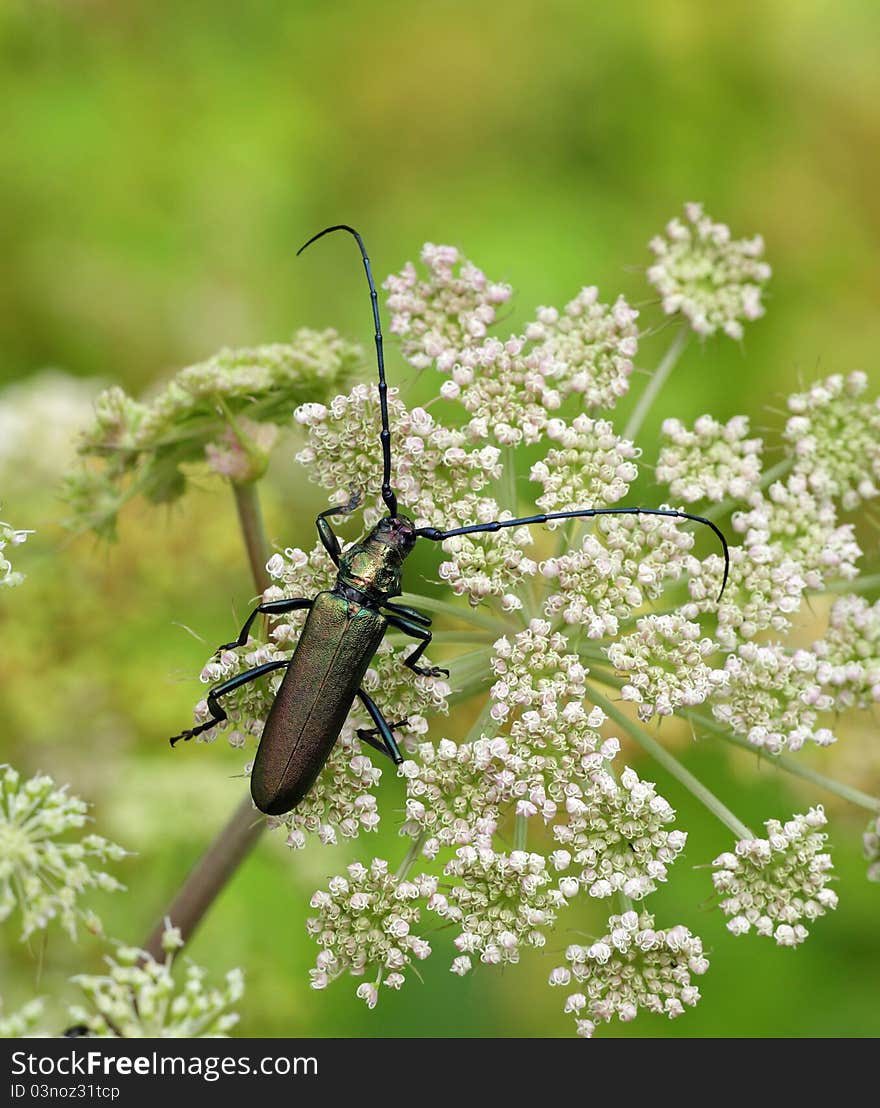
[171,225,730,816]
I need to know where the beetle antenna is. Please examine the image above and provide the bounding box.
[416,506,731,603]
[297,224,398,517]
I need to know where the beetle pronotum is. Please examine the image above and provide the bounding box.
[171,225,729,816]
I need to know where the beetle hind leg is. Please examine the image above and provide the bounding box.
[170,659,290,747]
[355,689,406,764]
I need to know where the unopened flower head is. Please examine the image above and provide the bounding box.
[648,202,770,338]
[67,922,244,1037]
[306,859,435,1003]
[549,911,709,1037]
[785,372,880,510]
[65,329,360,537]
[0,765,127,941]
[711,807,837,945]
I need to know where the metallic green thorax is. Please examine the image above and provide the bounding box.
[250,514,418,815]
[335,513,417,603]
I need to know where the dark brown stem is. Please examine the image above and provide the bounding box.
[142,797,264,960]
[142,482,271,960]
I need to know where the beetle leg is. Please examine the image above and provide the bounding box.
[215,597,312,654]
[355,689,405,764]
[385,614,450,678]
[170,659,290,746]
[316,487,362,566]
[382,601,432,627]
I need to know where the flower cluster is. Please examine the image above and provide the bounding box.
[0,514,29,589]
[0,766,127,941]
[140,212,879,1038]
[540,513,698,638]
[64,329,360,537]
[430,847,568,973]
[530,415,638,514]
[712,643,834,754]
[68,923,244,1037]
[295,385,501,527]
[784,372,880,509]
[711,807,837,945]
[552,763,688,900]
[812,595,880,712]
[549,911,709,1037]
[306,859,434,1005]
[387,248,639,445]
[385,243,512,368]
[609,614,727,720]
[647,202,771,338]
[657,415,763,503]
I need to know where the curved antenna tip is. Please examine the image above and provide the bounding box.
[296,224,363,257]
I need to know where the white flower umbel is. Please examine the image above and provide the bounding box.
[648,202,770,339]
[812,595,880,711]
[785,372,880,509]
[711,807,837,945]
[387,246,639,446]
[0,997,48,1039]
[0,766,127,941]
[657,415,763,503]
[549,911,708,1037]
[384,243,512,369]
[541,513,698,638]
[306,859,435,1005]
[0,512,30,589]
[552,764,688,900]
[68,923,244,1037]
[609,614,727,721]
[295,385,502,527]
[712,643,835,754]
[428,846,568,970]
[438,495,537,607]
[530,416,639,514]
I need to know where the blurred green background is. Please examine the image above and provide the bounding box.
[1,0,878,1037]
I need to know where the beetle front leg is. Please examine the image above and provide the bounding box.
[384,613,450,678]
[170,659,290,746]
[215,597,312,654]
[355,689,405,764]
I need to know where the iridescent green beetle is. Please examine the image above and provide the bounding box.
[171,226,729,816]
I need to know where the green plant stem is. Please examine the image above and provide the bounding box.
[623,324,689,442]
[399,592,512,636]
[396,833,426,880]
[232,481,272,595]
[689,712,880,812]
[143,482,271,961]
[587,685,754,840]
[513,812,528,851]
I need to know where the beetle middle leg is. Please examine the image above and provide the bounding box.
[215,597,313,654]
[355,689,405,764]
[170,659,290,746]
[385,613,450,678]
[383,601,432,627]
